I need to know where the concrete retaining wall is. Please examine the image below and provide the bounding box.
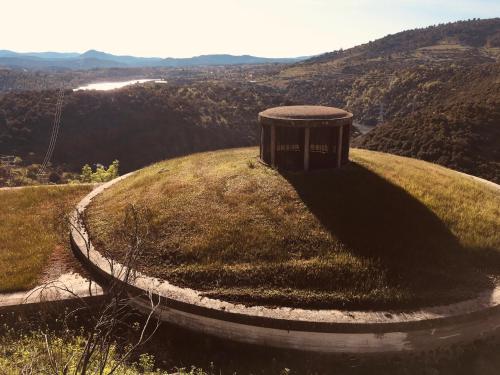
[70,171,500,353]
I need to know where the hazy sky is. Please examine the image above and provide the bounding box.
[2,0,499,58]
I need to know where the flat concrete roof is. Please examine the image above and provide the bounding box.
[259,105,353,127]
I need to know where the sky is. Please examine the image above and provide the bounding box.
[1,0,499,58]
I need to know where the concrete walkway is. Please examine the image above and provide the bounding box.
[0,272,104,313]
[0,183,105,313]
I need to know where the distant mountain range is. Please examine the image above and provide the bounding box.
[0,49,308,70]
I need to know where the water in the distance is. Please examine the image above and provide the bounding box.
[74,79,167,91]
[354,122,377,135]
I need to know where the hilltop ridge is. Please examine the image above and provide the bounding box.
[302,18,500,67]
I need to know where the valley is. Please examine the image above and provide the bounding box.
[1,18,500,185]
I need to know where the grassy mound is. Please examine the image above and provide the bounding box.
[0,185,92,292]
[87,148,500,310]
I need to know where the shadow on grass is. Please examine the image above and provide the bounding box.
[282,162,492,291]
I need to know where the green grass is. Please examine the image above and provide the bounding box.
[0,330,205,374]
[87,147,500,310]
[0,185,92,292]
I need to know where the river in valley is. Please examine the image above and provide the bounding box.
[74,78,167,91]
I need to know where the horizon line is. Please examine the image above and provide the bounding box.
[0,49,314,60]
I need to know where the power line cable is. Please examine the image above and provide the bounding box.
[39,88,65,176]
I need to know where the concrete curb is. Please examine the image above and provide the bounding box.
[0,273,105,315]
[70,170,500,353]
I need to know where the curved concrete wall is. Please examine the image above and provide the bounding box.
[70,170,500,353]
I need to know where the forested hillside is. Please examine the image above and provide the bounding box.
[0,83,287,173]
[353,63,500,182]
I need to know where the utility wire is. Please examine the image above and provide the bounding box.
[39,88,65,176]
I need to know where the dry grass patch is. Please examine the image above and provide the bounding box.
[87,148,500,309]
[0,185,93,292]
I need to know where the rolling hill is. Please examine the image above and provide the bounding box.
[303,18,500,66]
[271,18,500,182]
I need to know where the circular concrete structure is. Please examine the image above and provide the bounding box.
[258,105,353,171]
[70,171,500,354]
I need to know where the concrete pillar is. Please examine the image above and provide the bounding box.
[344,123,351,163]
[260,124,264,161]
[270,125,276,168]
[337,125,343,168]
[304,127,310,171]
